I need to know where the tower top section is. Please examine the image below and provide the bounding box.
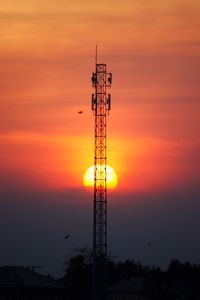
[91,66,112,87]
[91,63,112,112]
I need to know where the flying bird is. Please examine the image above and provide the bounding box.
[78,110,83,114]
[147,242,152,247]
[64,234,70,239]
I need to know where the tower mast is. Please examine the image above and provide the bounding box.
[91,49,112,299]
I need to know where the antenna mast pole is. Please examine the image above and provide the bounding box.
[91,48,112,299]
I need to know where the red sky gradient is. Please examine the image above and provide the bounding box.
[0,0,200,194]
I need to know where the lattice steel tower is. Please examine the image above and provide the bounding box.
[91,53,112,299]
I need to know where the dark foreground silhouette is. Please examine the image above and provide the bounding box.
[60,248,200,300]
[1,249,200,300]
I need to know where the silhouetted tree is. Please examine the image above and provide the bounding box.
[63,247,93,300]
[61,249,200,300]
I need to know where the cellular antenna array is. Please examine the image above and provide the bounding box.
[91,48,112,299]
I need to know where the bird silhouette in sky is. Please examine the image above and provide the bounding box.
[147,242,152,247]
[78,110,83,114]
[64,234,70,239]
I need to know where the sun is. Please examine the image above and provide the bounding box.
[83,165,118,190]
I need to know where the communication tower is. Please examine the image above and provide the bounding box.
[91,49,112,299]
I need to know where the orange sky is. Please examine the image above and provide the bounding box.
[0,0,200,193]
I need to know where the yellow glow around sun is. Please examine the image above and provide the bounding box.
[83,165,118,190]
